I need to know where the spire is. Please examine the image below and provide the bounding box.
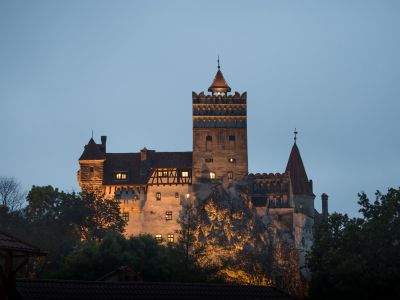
[208,57,231,95]
[79,138,106,161]
[285,141,311,195]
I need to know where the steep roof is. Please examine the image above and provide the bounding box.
[16,279,294,300]
[208,68,231,94]
[79,138,106,161]
[285,143,311,195]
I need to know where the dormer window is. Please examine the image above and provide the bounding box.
[115,172,127,180]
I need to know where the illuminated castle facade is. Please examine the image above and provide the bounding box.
[77,63,325,268]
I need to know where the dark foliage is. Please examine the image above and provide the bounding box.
[307,188,400,300]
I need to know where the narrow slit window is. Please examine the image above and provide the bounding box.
[156,192,161,200]
[228,172,233,181]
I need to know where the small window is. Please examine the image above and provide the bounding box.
[157,170,163,177]
[209,172,216,180]
[228,172,233,181]
[165,211,172,220]
[115,172,127,180]
[90,166,94,172]
[122,212,129,222]
[229,135,235,141]
[167,234,174,243]
[175,192,179,198]
[206,135,212,141]
[163,170,168,177]
[155,234,162,242]
[205,158,213,163]
[228,158,236,163]
[156,192,161,200]
[181,171,189,177]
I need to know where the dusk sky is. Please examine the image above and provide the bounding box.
[0,0,399,216]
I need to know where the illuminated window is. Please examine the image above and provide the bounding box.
[228,172,233,181]
[229,135,235,141]
[165,211,172,220]
[210,172,216,180]
[155,234,162,242]
[167,234,174,243]
[175,192,179,198]
[182,171,189,177]
[115,172,127,180]
[122,212,129,222]
[90,166,94,172]
[206,135,212,141]
[157,170,168,177]
[205,158,213,163]
[186,193,190,199]
[228,158,236,163]
[156,192,161,200]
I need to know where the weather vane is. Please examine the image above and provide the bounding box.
[91,129,94,139]
[217,55,220,70]
[294,128,298,143]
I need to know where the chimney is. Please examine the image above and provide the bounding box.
[321,193,328,217]
[140,147,148,161]
[101,136,107,153]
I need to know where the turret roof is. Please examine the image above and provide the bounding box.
[79,138,106,161]
[208,68,231,94]
[285,143,311,195]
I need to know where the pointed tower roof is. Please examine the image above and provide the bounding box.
[208,58,231,94]
[79,138,106,161]
[285,142,311,195]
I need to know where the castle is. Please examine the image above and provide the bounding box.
[77,62,327,270]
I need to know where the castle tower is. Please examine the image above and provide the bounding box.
[192,61,248,185]
[77,137,106,193]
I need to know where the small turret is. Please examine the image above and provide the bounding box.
[208,57,231,95]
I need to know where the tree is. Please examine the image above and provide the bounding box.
[0,177,25,211]
[79,192,126,241]
[307,188,400,300]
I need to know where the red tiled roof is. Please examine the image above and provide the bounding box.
[16,279,294,300]
[285,143,311,195]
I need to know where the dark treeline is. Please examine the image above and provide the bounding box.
[1,176,400,299]
[307,188,400,299]
[0,181,218,282]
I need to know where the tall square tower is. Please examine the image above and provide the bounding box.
[192,63,248,185]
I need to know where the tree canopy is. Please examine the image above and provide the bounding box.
[307,188,400,299]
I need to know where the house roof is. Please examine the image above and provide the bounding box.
[103,151,192,185]
[79,138,106,161]
[285,143,311,195]
[0,230,46,256]
[208,68,231,94]
[16,279,294,300]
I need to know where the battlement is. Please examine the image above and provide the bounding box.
[192,91,247,104]
[248,172,290,179]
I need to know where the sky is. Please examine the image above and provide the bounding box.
[0,0,399,217]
